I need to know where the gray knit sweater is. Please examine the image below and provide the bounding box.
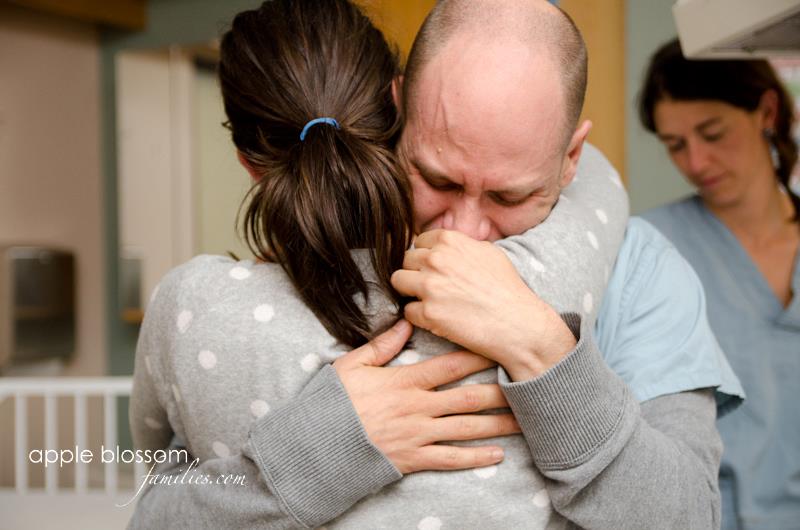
[128,145,724,529]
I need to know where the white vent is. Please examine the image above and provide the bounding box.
[674,0,800,58]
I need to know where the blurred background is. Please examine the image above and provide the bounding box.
[0,0,798,528]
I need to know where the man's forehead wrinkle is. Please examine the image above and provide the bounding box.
[406,28,567,192]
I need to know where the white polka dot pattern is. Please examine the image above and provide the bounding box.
[582,292,593,314]
[212,441,231,458]
[532,489,550,508]
[300,353,321,372]
[417,516,443,530]
[250,399,270,419]
[587,231,599,250]
[253,304,275,323]
[177,310,193,334]
[529,256,546,273]
[473,465,498,479]
[396,350,421,365]
[198,350,217,370]
[229,266,251,280]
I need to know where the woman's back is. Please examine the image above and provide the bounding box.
[135,252,556,529]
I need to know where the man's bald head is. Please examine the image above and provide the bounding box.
[402,0,587,146]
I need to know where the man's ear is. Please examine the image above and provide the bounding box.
[237,150,262,182]
[392,75,404,115]
[559,119,592,188]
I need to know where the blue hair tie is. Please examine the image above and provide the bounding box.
[300,117,340,141]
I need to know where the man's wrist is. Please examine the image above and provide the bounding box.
[503,303,577,382]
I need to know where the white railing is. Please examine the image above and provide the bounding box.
[0,377,139,495]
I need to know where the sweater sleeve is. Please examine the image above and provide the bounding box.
[499,314,722,529]
[128,364,401,530]
[495,143,629,327]
[128,268,401,529]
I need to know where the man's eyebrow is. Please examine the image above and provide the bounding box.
[413,157,451,182]
[413,157,540,196]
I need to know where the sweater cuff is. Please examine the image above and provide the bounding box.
[247,363,402,528]
[498,313,629,470]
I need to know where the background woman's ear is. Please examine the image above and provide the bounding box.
[758,89,779,130]
[237,151,262,182]
[392,76,404,113]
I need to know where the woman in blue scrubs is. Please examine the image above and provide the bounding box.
[638,38,800,530]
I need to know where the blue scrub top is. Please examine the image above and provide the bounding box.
[644,196,800,530]
[594,218,744,412]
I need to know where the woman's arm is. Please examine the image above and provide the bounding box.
[127,273,402,530]
[496,143,629,326]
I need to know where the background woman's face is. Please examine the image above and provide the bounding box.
[653,98,772,208]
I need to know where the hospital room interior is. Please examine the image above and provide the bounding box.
[0,0,798,528]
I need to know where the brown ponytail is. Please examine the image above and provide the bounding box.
[219,0,413,347]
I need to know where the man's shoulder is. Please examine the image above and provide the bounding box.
[599,217,746,408]
[611,217,681,280]
[600,216,705,349]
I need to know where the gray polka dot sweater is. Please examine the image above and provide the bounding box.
[128,145,720,528]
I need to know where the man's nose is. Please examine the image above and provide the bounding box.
[441,198,491,241]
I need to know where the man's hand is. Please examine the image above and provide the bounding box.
[333,319,520,474]
[390,229,577,381]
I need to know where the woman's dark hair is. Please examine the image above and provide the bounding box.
[218,0,413,347]
[639,38,799,223]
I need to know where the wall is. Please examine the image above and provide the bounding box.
[101,0,263,378]
[194,66,252,259]
[0,3,105,487]
[0,5,104,375]
[625,0,694,213]
[561,0,627,182]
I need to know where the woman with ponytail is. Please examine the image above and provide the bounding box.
[127,0,643,527]
[639,38,800,530]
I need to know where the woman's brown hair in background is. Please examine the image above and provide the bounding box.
[639,38,799,224]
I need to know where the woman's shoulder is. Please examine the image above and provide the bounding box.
[640,195,704,241]
[145,254,292,316]
[641,195,701,224]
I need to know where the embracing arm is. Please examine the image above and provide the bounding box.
[495,143,629,325]
[128,272,402,530]
[497,226,737,528]
[128,363,401,530]
[500,314,722,529]
[130,302,512,529]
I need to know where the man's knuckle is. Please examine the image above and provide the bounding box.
[462,389,481,412]
[440,230,456,246]
[427,251,447,270]
[445,448,460,464]
[457,417,475,437]
[420,276,439,295]
[441,356,462,380]
[421,302,439,323]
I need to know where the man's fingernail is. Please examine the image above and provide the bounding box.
[492,449,504,461]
